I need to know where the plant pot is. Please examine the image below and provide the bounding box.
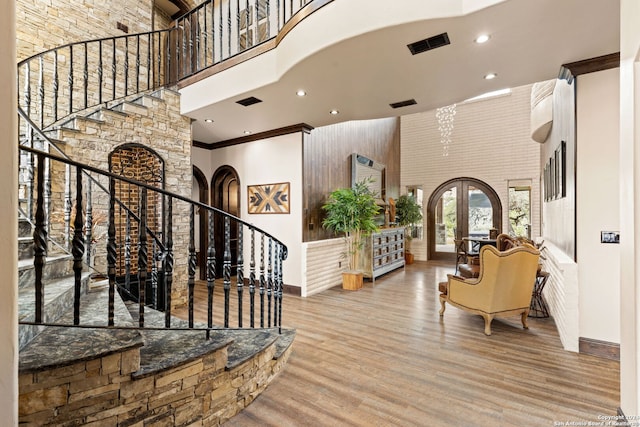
[405,252,414,264]
[342,271,363,291]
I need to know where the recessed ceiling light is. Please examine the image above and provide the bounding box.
[244,130,252,135]
[330,110,339,115]
[475,34,490,44]
[204,119,213,123]
[296,90,307,97]
[484,73,497,80]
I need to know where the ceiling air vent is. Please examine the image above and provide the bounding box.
[236,96,263,107]
[390,99,417,109]
[407,32,450,55]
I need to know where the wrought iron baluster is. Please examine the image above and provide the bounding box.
[249,229,256,328]
[245,0,249,49]
[151,240,158,309]
[237,223,244,327]
[204,3,208,67]
[53,50,59,121]
[107,177,117,327]
[138,187,148,327]
[136,35,141,94]
[23,64,34,221]
[164,196,173,327]
[64,164,72,249]
[188,204,197,328]
[33,153,47,324]
[72,167,85,325]
[207,209,216,338]
[43,152,51,237]
[83,42,88,110]
[124,37,129,96]
[98,41,103,105]
[38,56,44,129]
[147,33,151,90]
[85,179,93,267]
[125,213,131,292]
[259,234,265,327]
[68,44,73,115]
[219,0,223,62]
[223,216,231,328]
[278,244,284,333]
[112,38,117,101]
[195,9,200,72]
[236,0,241,52]
[267,237,273,327]
[228,0,232,57]
[155,32,161,88]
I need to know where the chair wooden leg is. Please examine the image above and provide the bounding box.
[482,314,494,335]
[521,310,529,329]
[439,297,446,316]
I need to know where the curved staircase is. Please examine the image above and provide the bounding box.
[16,2,308,423]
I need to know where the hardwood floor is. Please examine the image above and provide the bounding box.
[177,261,620,427]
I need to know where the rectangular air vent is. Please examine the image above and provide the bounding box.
[236,96,263,107]
[407,32,450,55]
[390,99,417,109]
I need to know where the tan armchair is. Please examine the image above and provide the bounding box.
[438,244,540,335]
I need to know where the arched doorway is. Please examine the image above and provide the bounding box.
[193,165,208,280]
[211,165,240,278]
[427,177,501,261]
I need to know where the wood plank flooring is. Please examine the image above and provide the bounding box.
[175,261,620,427]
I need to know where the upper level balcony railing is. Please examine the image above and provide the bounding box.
[174,0,332,83]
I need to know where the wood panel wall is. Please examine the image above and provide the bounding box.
[302,117,401,242]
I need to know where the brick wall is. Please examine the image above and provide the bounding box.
[400,84,541,261]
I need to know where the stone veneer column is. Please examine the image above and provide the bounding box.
[0,1,18,424]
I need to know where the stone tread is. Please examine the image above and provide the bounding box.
[18,271,91,322]
[19,286,142,374]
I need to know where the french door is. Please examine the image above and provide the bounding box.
[427,178,501,261]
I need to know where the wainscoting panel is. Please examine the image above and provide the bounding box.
[302,238,346,297]
[541,241,579,352]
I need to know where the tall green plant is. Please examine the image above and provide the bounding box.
[322,180,380,271]
[395,194,423,251]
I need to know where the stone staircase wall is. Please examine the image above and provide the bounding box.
[44,88,192,308]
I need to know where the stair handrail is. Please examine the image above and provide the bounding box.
[18,27,183,131]
[19,103,288,331]
[18,116,167,255]
[18,107,288,252]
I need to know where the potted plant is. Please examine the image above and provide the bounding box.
[322,180,380,290]
[395,194,422,264]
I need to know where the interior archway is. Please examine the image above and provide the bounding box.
[211,165,240,278]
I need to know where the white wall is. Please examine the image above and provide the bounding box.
[194,134,304,289]
[576,68,620,344]
[619,0,640,415]
[0,2,18,423]
[401,84,541,261]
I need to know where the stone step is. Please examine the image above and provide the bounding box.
[18,236,33,260]
[18,217,32,238]
[19,286,143,374]
[18,270,91,350]
[125,302,295,377]
[18,254,75,289]
[111,100,149,116]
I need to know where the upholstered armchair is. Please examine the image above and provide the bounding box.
[438,244,540,335]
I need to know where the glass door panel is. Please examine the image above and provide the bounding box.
[435,187,456,253]
[467,186,493,238]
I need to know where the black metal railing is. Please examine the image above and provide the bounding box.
[174,0,325,79]
[19,109,288,335]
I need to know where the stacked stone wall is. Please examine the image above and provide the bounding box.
[19,340,292,426]
[17,0,157,61]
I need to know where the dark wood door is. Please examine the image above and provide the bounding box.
[211,166,240,278]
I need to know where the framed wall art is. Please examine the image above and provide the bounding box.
[247,182,290,214]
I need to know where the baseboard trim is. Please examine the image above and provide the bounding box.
[283,284,301,296]
[579,337,620,361]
